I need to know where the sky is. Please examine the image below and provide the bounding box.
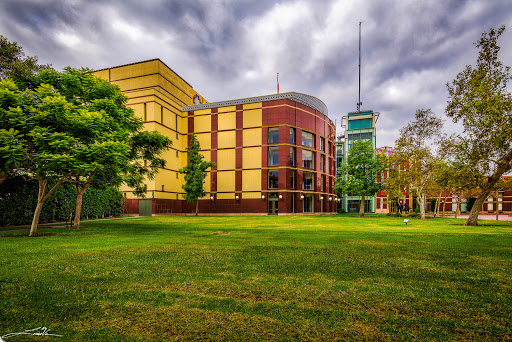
[1,0,511,148]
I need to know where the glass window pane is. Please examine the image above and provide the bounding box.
[268,146,279,166]
[290,170,295,189]
[268,170,279,189]
[303,171,313,190]
[302,131,314,148]
[268,127,279,144]
[302,149,314,169]
[290,127,295,144]
[290,147,295,166]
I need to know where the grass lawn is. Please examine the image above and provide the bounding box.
[1,214,511,341]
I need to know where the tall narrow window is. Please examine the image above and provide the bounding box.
[320,154,324,172]
[268,146,279,166]
[302,149,314,169]
[290,170,296,189]
[268,127,279,144]
[303,172,313,190]
[144,103,147,121]
[320,137,325,152]
[290,147,295,166]
[302,131,314,148]
[290,127,295,144]
[161,106,164,124]
[291,194,295,213]
[268,170,279,189]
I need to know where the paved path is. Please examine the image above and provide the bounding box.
[440,214,512,221]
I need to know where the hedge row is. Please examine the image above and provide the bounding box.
[0,176,123,226]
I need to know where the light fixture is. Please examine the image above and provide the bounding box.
[261,194,265,200]
[329,197,332,201]
[210,195,214,201]
[279,194,283,200]
[300,194,304,200]
[235,195,240,200]
[320,196,324,200]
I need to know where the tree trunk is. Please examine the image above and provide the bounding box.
[442,198,446,215]
[195,201,199,216]
[359,193,365,217]
[416,195,425,219]
[467,149,512,226]
[29,177,66,236]
[29,179,48,236]
[455,197,461,219]
[73,176,94,229]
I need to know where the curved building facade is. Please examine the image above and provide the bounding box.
[96,59,337,215]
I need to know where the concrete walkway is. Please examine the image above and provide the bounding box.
[440,214,512,221]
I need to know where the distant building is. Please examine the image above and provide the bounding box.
[337,110,380,213]
[95,59,337,215]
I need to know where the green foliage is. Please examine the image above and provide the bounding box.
[446,26,512,225]
[409,212,421,218]
[0,176,122,226]
[0,35,51,89]
[335,139,384,198]
[414,207,420,213]
[179,134,216,210]
[393,212,402,218]
[337,207,346,214]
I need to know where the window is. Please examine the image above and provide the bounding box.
[302,131,314,148]
[291,194,295,213]
[144,103,147,121]
[176,150,179,158]
[320,137,325,152]
[161,106,164,124]
[268,170,279,189]
[268,127,279,144]
[348,118,372,130]
[290,127,295,144]
[290,170,295,189]
[320,175,324,191]
[268,146,279,166]
[303,171,313,190]
[290,147,295,166]
[162,185,165,191]
[303,194,313,213]
[320,154,324,172]
[302,149,314,169]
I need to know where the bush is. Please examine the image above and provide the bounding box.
[337,207,346,214]
[393,212,402,218]
[409,212,421,218]
[0,176,123,226]
[414,207,420,213]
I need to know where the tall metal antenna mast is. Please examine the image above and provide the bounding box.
[357,21,362,112]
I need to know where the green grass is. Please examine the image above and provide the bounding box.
[1,214,511,341]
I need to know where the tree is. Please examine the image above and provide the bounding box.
[35,67,172,228]
[0,79,88,235]
[389,109,444,219]
[179,134,215,216]
[0,35,51,89]
[446,25,512,226]
[335,139,384,217]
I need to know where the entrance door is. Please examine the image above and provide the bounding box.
[268,199,278,215]
[139,199,153,216]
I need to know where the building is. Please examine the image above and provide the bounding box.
[95,59,337,215]
[337,110,380,213]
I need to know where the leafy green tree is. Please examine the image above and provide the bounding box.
[335,139,384,217]
[388,109,444,219]
[446,25,512,226]
[35,68,172,228]
[0,35,51,89]
[179,134,215,216]
[0,79,89,235]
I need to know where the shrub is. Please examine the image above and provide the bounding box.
[409,212,421,218]
[0,176,123,226]
[414,207,420,213]
[394,212,402,218]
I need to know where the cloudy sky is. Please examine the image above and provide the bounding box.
[1,0,511,147]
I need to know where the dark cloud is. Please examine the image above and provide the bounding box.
[1,0,511,147]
